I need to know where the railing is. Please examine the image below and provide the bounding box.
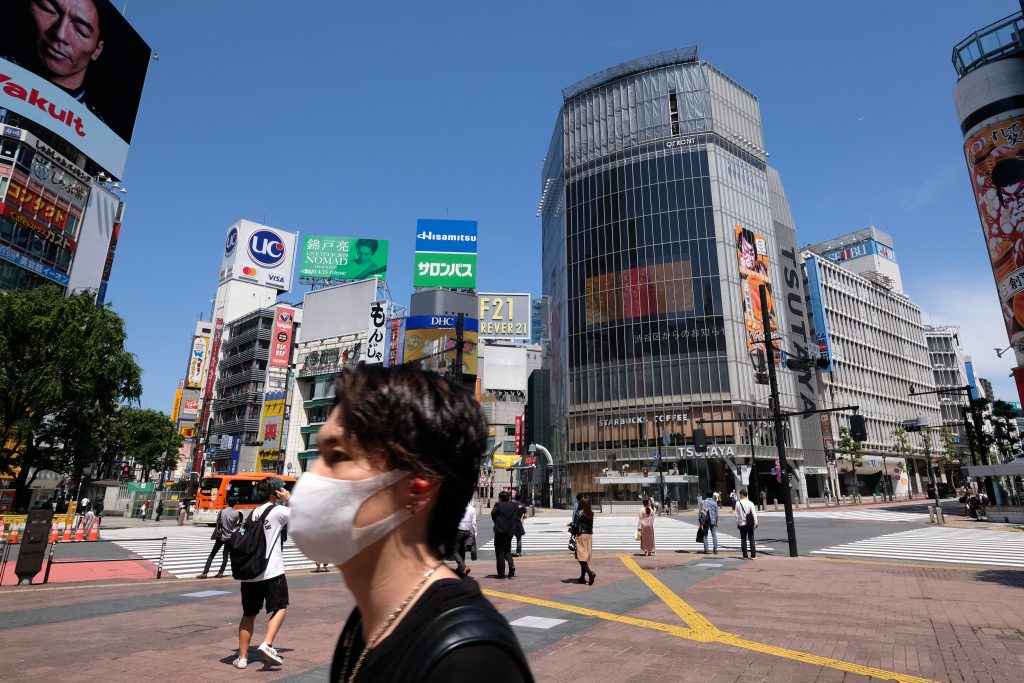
[953,12,1024,78]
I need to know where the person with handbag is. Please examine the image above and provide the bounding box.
[637,498,655,556]
[573,498,597,585]
[199,496,241,579]
[286,364,533,683]
[734,489,758,560]
[701,492,719,555]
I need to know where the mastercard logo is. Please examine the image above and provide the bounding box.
[242,266,257,276]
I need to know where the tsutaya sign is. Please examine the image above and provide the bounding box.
[678,445,737,458]
[598,413,686,427]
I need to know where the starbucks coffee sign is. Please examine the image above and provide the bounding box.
[598,413,687,428]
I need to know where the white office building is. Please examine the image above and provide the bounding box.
[801,250,941,498]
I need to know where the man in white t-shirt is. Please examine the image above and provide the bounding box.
[235,478,291,670]
[733,489,758,560]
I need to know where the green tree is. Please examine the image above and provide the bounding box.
[0,287,142,510]
[989,400,1020,463]
[835,426,863,499]
[104,408,184,482]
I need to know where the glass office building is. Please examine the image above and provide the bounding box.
[540,47,825,507]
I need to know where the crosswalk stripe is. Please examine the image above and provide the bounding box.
[757,510,928,522]
[480,517,771,553]
[811,527,1024,568]
[102,528,323,578]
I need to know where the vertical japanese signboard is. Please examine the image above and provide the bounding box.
[364,301,387,365]
[413,219,478,288]
[386,317,404,367]
[258,391,287,469]
[735,226,778,383]
[229,436,241,475]
[514,415,524,456]
[186,335,210,389]
[271,306,295,369]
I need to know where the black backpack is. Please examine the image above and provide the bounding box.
[228,506,280,580]
[393,605,534,682]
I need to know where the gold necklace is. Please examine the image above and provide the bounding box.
[345,560,444,683]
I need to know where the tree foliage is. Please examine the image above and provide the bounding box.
[104,407,183,481]
[835,426,863,495]
[0,286,142,509]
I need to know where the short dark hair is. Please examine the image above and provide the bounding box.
[333,364,487,557]
[255,477,284,503]
[576,493,584,502]
[355,238,379,254]
[739,489,748,497]
[499,490,511,502]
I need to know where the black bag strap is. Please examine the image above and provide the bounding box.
[393,604,534,682]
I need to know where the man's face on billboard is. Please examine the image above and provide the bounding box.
[739,236,756,271]
[29,0,104,91]
[999,180,1024,231]
[355,245,374,263]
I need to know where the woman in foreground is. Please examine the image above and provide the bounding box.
[288,364,533,682]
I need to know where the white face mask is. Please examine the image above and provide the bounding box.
[289,469,410,566]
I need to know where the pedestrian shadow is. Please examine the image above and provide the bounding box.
[972,569,1024,588]
[560,578,587,584]
[219,646,295,670]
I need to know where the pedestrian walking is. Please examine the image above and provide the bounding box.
[702,492,719,555]
[513,494,527,557]
[491,491,519,578]
[140,499,149,520]
[198,496,241,579]
[233,477,291,670]
[285,364,533,682]
[153,500,162,522]
[83,507,95,536]
[453,500,477,577]
[572,497,596,585]
[572,492,584,518]
[729,490,737,508]
[713,490,721,504]
[177,500,188,526]
[734,489,758,560]
[759,488,767,511]
[823,485,831,504]
[637,497,655,555]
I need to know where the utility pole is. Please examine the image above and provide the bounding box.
[453,313,465,387]
[759,284,798,557]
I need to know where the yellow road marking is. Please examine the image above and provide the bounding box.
[483,588,704,640]
[618,555,717,635]
[486,558,940,683]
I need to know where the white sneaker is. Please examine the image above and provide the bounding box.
[232,658,247,669]
[258,642,283,665]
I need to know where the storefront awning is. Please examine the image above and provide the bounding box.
[963,458,1024,477]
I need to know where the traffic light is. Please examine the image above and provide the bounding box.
[850,414,868,442]
[693,428,708,453]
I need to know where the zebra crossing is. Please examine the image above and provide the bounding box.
[757,509,928,523]
[102,526,322,578]
[811,527,1024,568]
[479,515,772,554]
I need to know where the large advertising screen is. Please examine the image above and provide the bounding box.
[413,218,478,288]
[964,116,1024,348]
[736,225,778,383]
[0,0,152,178]
[404,314,479,376]
[479,292,531,340]
[300,235,389,280]
[585,261,694,324]
[219,220,298,292]
[258,391,287,456]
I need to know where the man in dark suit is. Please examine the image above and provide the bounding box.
[490,491,519,579]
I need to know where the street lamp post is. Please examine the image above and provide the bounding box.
[759,284,798,557]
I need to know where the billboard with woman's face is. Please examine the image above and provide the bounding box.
[0,0,152,177]
[964,115,1024,348]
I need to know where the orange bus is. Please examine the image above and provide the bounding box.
[193,472,297,525]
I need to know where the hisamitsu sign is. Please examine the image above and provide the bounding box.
[413,218,478,288]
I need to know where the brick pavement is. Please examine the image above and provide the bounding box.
[1,552,1022,682]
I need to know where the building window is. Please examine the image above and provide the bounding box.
[669,92,680,136]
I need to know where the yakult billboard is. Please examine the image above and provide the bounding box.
[219,220,297,292]
[0,0,152,178]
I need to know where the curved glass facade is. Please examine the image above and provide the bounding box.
[541,49,819,507]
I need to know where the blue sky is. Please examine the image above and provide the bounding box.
[105,0,1017,410]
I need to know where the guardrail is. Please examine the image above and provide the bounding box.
[41,537,168,584]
